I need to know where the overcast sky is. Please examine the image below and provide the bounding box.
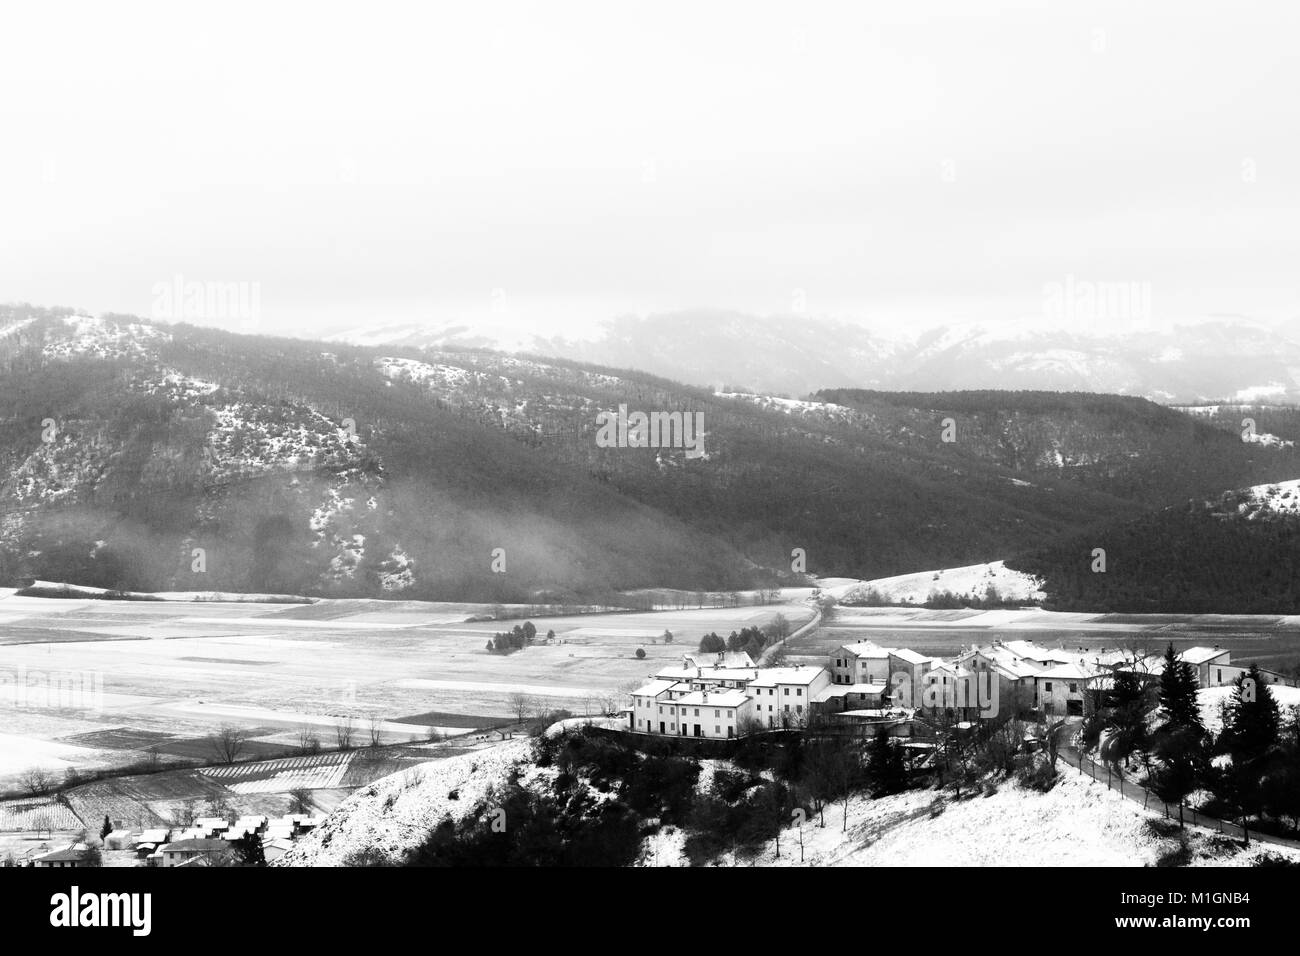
[1,0,1297,340]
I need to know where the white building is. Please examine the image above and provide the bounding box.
[629,678,681,733]
[747,665,831,728]
[627,658,829,737]
[1034,662,1103,717]
[661,689,752,738]
[830,642,891,685]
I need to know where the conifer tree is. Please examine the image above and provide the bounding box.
[867,728,908,797]
[1158,644,1203,732]
[1221,664,1280,761]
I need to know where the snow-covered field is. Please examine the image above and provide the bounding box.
[828,561,1046,606]
[0,591,810,790]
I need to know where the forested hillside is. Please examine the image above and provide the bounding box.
[815,389,1300,509]
[1007,480,1300,612]
[4,304,1299,603]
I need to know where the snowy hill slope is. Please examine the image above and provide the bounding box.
[276,739,533,866]
[832,561,1045,606]
[278,732,1300,868]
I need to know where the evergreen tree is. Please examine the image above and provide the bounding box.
[1158,644,1203,733]
[698,632,726,654]
[1112,669,1145,719]
[1107,669,1149,759]
[235,831,266,866]
[866,729,908,797]
[100,815,113,841]
[1221,664,1280,761]
[1150,725,1207,829]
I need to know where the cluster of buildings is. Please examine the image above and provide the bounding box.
[27,812,326,868]
[626,640,1296,740]
[139,813,325,866]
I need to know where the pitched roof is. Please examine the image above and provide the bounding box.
[888,648,930,665]
[631,679,678,698]
[838,642,891,659]
[998,640,1066,663]
[34,845,90,863]
[162,838,230,853]
[748,666,828,687]
[1036,662,1102,681]
[959,647,1041,678]
[814,682,889,703]
[654,666,757,682]
[1179,646,1230,665]
[682,651,756,669]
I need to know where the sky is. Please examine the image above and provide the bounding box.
[1,0,1297,341]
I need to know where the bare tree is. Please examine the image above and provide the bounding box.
[170,798,198,828]
[508,692,533,724]
[367,714,384,747]
[1043,717,1067,772]
[211,725,251,764]
[297,728,321,753]
[985,716,1025,777]
[19,767,53,796]
[30,810,54,840]
[335,715,356,750]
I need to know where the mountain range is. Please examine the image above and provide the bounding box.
[327,312,1300,404]
[4,302,1300,611]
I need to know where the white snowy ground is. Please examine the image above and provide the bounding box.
[282,729,1300,867]
[1197,684,1300,735]
[276,738,539,866]
[827,560,1046,605]
[644,769,1300,868]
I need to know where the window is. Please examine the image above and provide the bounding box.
[796,705,803,714]
[715,726,721,734]
[1068,683,1078,693]
[694,708,699,716]
[1045,682,1053,692]
[715,709,721,717]
[796,688,803,696]
[784,688,790,696]
[727,709,733,717]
